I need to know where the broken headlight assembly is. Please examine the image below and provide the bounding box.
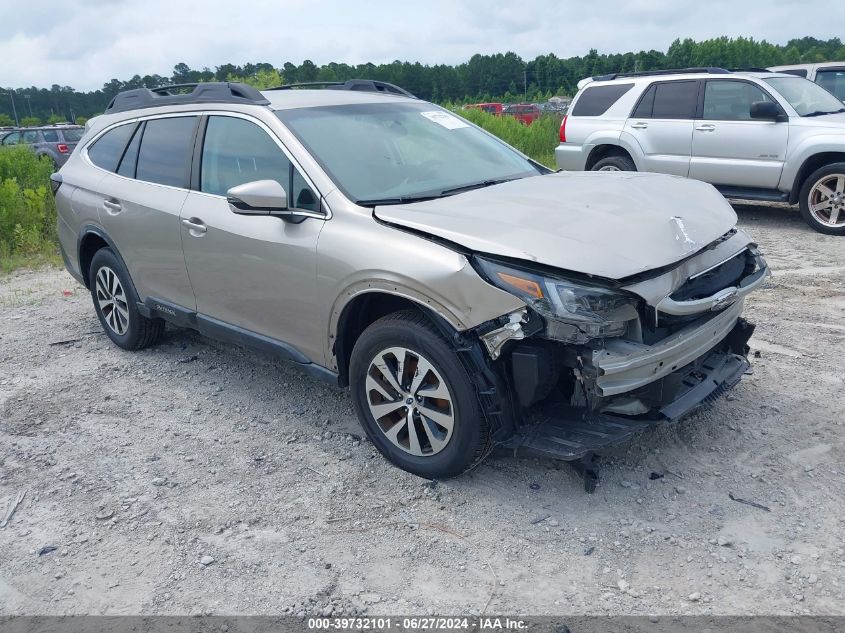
[475,257,640,344]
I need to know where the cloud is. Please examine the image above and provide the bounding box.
[0,0,840,90]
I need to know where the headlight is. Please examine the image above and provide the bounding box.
[475,257,639,343]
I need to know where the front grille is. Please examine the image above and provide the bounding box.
[639,248,755,345]
[669,249,754,302]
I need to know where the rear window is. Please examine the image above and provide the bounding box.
[572,83,634,116]
[650,81,699,119]
[87,123,135,172]
[42,130,59,142]
[135,117,197,188]
[61,128,84,142]
[780,69,808,78]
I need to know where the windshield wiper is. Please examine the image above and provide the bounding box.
[803,108,845,117]
[439,178,517,197]
[355,194,442,207]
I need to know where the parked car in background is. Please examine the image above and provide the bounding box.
[556,67,845,234]
[462,102,503,115]
[503,103,541,125]
[0,124,85,167]
[54,79,766,483]
[769,62,845,102]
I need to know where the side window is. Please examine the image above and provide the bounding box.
[572,83,634,116]
[781,69,808,78]
[703,81,773,121]
[22,131,39,144]
[135,117,197,188]
[816,70,845,101]
[292,168,318,212]
[117,122,143,178]
[87,123,135,172]
[200,116,291,197]
[631,85,656,118]
[651,81,699,119]
[2,132,20,145]
[42,130,59,142]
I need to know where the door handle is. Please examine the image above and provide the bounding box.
[630,122,648,129]
[103,199,122,215]
[695,124,716,131]
[181,218,207,235]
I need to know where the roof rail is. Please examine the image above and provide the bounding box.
[728,67,773,73]
[592,67,732,82]
[267,79,417,99]
[104,82,270,114]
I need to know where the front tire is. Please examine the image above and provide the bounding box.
[349,311,492,479]
[89,248,164,350]
[799,163,845,235]
[591,154,636,172]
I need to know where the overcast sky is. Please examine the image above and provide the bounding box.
[0,0,840,91]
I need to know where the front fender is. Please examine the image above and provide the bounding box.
[780,133,845,191]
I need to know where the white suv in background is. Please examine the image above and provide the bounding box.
[555,68,845,234]
[769,62,845,102]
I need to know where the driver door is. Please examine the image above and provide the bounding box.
[179,114,326,359]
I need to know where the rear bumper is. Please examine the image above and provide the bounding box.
[502,318,755,461]
[554,143,589,171]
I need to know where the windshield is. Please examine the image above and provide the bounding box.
[276,102,541,204]
[763,76,845,116]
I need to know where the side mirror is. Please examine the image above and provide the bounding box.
[750,101,786,122]
[227,180,288,215]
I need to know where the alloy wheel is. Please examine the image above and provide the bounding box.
[95,266,130,335]
[598,165,621,172]
[365,346,455,457]
[809,174,845,228]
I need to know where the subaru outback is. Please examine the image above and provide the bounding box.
[556,68,845,235]
[53,80,768,484]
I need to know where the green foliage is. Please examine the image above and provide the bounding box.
[75,116,88,126]
[227,68,285,89]
[47,113,65,124]
[19,116,41,127]
[0,113,14,126]
[0,147,57,267]
[457,109,560,168]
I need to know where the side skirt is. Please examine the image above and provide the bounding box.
[138,297,340,386]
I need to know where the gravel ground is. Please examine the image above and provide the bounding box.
[1,203,843,617]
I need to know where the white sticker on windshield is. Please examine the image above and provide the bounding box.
[420,110,470,129]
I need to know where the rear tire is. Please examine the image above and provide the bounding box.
[89,248,164,351]
[799,163,845,235]
[349,310,492,479]
[591,155,636,172]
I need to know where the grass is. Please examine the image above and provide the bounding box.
[455,109,561,168]
[0,147,58,274]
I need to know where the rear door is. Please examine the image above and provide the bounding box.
[689,79,788,188]
[623,80,699,177]
[91,116,198,309]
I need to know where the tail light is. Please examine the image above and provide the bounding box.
[57,144,69,154]
[559,115,568,143]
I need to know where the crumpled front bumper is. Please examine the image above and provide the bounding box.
[502,317,755,461]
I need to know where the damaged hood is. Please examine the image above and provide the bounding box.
[375,171,737,280]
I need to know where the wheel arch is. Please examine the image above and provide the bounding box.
[330,287,462,388]
[585,143,636,170]
[76,225,135,296]
[789,151,845,204]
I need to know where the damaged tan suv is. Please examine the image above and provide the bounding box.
[53,80,769,484]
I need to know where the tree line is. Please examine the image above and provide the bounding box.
[1,35,843,125]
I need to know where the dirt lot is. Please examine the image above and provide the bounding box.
[1,203,844,617]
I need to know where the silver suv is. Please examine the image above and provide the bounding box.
[556,68,845,235]
[53,80,768,486]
